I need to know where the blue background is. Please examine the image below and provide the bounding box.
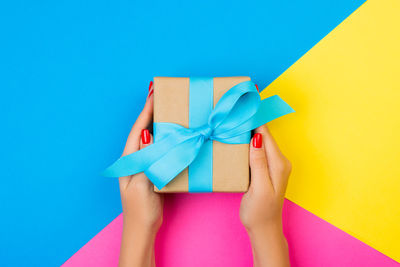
[0,0,364,266]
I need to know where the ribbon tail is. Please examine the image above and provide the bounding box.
[214,95,295,141]
[102,131,193,177]
[255,95,295,124]
[101,142,168,177]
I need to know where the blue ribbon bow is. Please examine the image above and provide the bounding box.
[103,80,294,190]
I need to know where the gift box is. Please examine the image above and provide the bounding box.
[153,77,251,193]
[103,76,293,193]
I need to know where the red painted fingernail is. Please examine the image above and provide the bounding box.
[252,133,262,148]
[255,84,259,92]
[141,129,150,144]
[147,81,154,98]
[148,89,154,98]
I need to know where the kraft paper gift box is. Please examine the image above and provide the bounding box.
[102,77,293,189]
[153,77,251,193]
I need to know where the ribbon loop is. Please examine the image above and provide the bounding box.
[103,80,295,190]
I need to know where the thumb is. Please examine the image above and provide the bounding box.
[249,133,272,190]
[139,128,153,149]
[134,129,154,189]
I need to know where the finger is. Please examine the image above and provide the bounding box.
[139,129,153,150]
[249,133,274,192]
[254,125,283,159]
[139,132,164,195]
[119,82,154,190]
[122,81,154,156]
[255,125,290,194]
[119,129,154,191]
[135,130,154,189]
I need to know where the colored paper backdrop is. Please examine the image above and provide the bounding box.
[63,198,398,267]
[2,0,399,266]
[262,0,400,261]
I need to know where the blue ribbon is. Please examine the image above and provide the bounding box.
[103,80,294,191]
[188,77,214,192]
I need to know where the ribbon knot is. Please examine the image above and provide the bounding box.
[103,80,294,190]
[196,125,213,141]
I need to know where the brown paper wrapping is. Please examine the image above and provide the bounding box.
[153,77,250,192]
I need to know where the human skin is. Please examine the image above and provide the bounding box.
[118,84,162,267]
[240,125,291,267]
[118,82,291,267]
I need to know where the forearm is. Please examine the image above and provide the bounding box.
[119,218,156,267]
[247,221,290,267]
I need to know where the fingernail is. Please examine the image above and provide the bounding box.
[255,84,259,92]
[141,129,150,144]
[148,89,154,98]
[147,81,154,98]
[252,133,262,148]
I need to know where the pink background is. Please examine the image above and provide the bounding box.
[63,195,398,266]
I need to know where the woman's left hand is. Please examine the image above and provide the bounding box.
[119,82,163,267]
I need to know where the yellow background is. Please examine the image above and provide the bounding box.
[261,0,400,262]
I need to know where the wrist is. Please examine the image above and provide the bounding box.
[123,221,158,241]
[246,219,285,241]
[123,212,161,236]
[119,219,157,267]
[246,219,290,267]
